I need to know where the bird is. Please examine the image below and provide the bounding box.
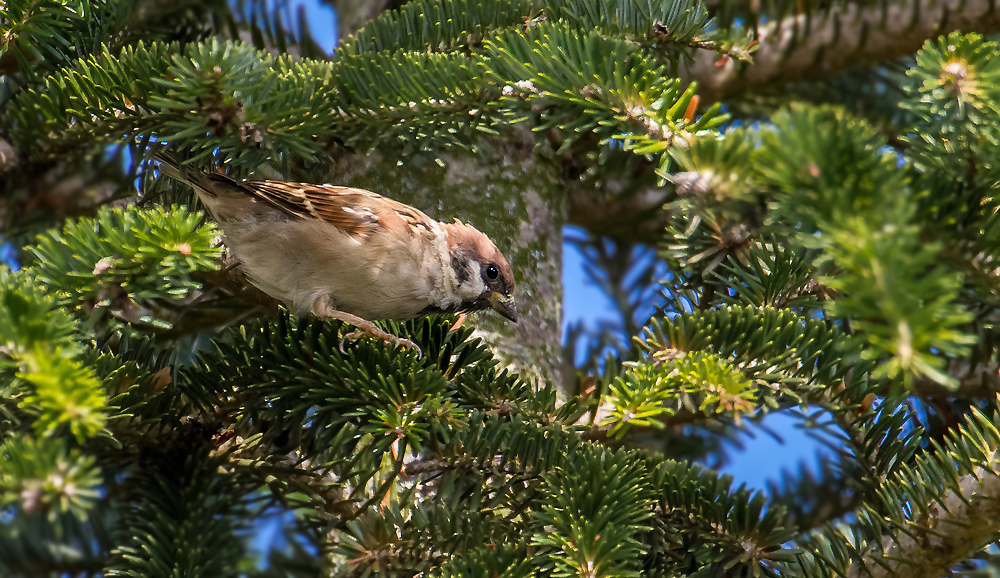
[154,153,517,354]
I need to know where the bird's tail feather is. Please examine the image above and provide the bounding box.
[152,150,228,198]
[152,150,186,182]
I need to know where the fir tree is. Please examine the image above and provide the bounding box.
[5,0,1000,576]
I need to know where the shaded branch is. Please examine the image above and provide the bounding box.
[215,436,352,520]
[581,407,707,443]
[566,184,671,245]
[690,0,1000,104]
[912,359,1000,398]
[0,139,19,176]
[325,0,397,41]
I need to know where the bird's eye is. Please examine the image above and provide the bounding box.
[486,264,499,280]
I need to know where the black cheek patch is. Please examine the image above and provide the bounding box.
[451,252,473,285]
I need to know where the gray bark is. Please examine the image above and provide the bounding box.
[689,0,1000,104]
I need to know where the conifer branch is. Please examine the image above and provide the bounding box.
[845,449,1000,578]
[9,0,1000,572]
[690,0,1000,103]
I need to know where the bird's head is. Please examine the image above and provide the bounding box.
[444,219,517,322]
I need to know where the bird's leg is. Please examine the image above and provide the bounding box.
[312,296,421,356]
[338,315,422,356]
[449,313,467,332]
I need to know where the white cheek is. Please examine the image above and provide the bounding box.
[459,266,486,300]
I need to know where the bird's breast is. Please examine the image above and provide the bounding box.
[220,217,448,320]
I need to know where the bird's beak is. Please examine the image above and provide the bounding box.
[488,292,518,323]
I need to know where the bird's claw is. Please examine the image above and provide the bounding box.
[314,300,423,357]
[339,329,422,357]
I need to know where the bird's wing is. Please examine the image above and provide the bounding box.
[238,180,437,238]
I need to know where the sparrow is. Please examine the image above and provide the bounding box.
[154,153,517,354]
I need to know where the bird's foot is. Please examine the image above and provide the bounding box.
[340,325,421,357]
[312,297,422,357]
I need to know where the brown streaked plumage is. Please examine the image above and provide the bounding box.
[155,153,517,354]
[241,181,435,238]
